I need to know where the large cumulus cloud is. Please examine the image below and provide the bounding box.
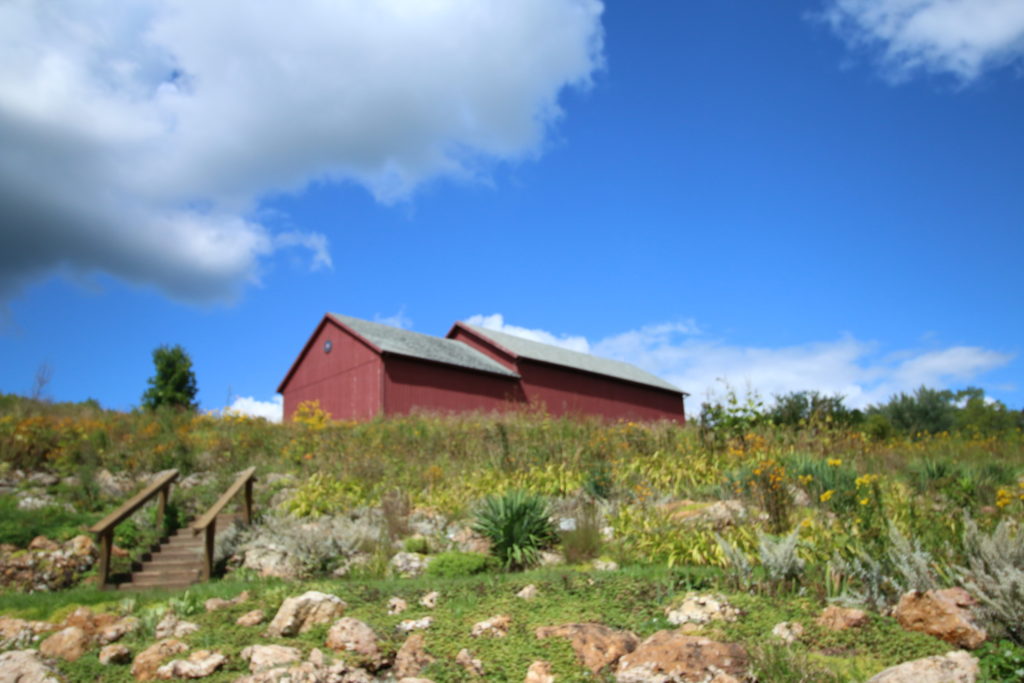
[0,0,604,301]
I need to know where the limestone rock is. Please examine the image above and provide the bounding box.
[817,605,869,631]
[98,616,140,645]
[242,546,299,579]
[66,535,97,559]
[266,591,348,637]
[99,643,132,665]
[241,644,303,673]
[866,650,979,683]
[131,639,189,681]
[39,626,90,662]
[388,597,409,615]
[516,584,538,600]
[538,550,565,567]
[593,559,619,572]
[389,552,430,578]
[325,617,381,665]
[419,591,439,609]
[665,594,739,626]
[235,660,375,683]
[536,623,639,674]
[893,589,987,650]
[394,633,434,678]
[456,648,484,675]
[661,499,746,527]
[771,621,804,645]
[397,617,433,633]
[0,649,62,683]
[471,614,511,638]
[236,610,266,627]
[524,660,555,683]
[449,526,491,554]
[29,536,60,552]
[615,632,748,683]
[205,590,250,612]
[0,616,56,649]
[154,613,200,639]
[155,650,226,679]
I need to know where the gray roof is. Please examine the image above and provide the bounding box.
[463,324,683,393]
[331,314,519,378]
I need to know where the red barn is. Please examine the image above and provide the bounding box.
[278,313,686,423]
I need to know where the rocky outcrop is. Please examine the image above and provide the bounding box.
[661,500,746,527]
[394,633,434,678]
[665,594,740,626]
[325,617,382,666]
[240,644,303,673]
[771,621,804,645]
[154,650,226,679]
[38,626,90,662]
[204,590,249,612]
[131,639,190,681]
[0,534,97,592]
[236,610,265,627]
[816,605,869,631]
[456,648,484,675]
[0,616,56,649]
[615,632,748,683]
[0,649,62,682]
[99,643,132,665]
[471,614,511,638]
[516,584,538,600]
[266,591,348,637]
[389,552,430,578]
[866,650,979,682]
[893,589,986,650]
[524,660,555,683]
[154,613,200,639]
[536,623,638,674]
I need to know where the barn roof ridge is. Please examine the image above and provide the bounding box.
[458,323,683,394]
[329,313,520,378]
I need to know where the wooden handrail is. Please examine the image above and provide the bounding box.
[89,469,178,588]
[192,467,256,580]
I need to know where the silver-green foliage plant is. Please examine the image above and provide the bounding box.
[472,489,556,570]
[757,527,805,584]
[960,516,1024,645]
[715,531,752,590]
[830,551,898,612]
[887,524,938,593]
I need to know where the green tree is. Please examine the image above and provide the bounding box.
[142,345,198,411]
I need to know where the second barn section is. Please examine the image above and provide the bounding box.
[278,314,687,423]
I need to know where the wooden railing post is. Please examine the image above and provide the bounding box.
[191,467,256,583]
[156,484,169,536]
[202,518,216,582]
[97,529,113,588]
[243,478,253,525]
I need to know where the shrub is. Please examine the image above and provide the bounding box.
[425,551,496,578]
[472,489,556,570]
[559,501,603,565]
[959,517,1024,645]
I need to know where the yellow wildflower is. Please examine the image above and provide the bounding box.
[819,490,834,503]
[827,458,842,467]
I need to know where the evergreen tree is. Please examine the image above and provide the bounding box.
[142,345,198,411]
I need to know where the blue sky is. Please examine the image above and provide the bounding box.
[1,0,1022,420]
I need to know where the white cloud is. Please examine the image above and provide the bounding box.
[0,0,604,301]
[226,395,283,423]
[465,313,591,353]
[374,308,413,330]
[822,0,1024,81]
[470,314,1014,409]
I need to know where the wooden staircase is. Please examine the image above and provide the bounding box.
[118,514,238,591]
[91,468,256,591]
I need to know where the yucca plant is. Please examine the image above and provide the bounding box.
[472,489,556,570]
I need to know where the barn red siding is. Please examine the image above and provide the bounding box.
[383,355,524,416]
[281,321,382,421]
[516,360,684,422]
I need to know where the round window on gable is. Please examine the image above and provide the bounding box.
[324,339,333,354]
